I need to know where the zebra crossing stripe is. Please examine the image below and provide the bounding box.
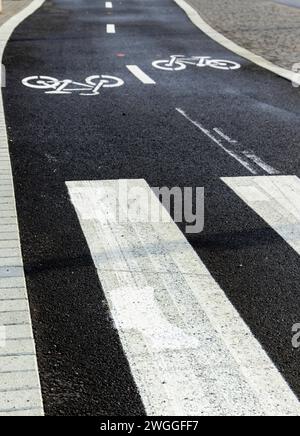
[67,179,300,416]
[222,176,300,256]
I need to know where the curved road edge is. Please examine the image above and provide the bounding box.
[0,0,45,416]
[174,0,300,86]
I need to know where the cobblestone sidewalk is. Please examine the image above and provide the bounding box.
[184,0,300,71]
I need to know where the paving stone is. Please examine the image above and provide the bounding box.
[184,0,300,70]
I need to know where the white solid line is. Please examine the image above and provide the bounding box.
[176,108,258,174]
[242,152,280,175]
[105,1,113,8]
[126,65,156,84]
[213,128,238,145]
[173,0,300,86]
[0,0,45,416]
[213,128,280,175]
[106,24,116,34]
[222,176,300,256]
[67,178,300,416]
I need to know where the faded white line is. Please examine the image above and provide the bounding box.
[105,1,113,8]
[212,128,280,175]
[213,128,238,144]
[126,65,156,84]
[67,179,300,416]
[176,108,258,174]
[178,108,280,175]
[173,0,300,86]
[242,152,280,175]
[106,24,116,34]
[222,176,300,256]
[0,0,45,416]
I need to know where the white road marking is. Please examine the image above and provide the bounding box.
[67,179,300,416]
[173,0,300,86]
[126,65,156,84]
[213,128,280,175]
[106,24,116,34]
[22,75,124,96]
[222,176,300,256]
[0,0,45,416]
[176,108,258,174]
[153,56,241,71]
[105,2,113,8]
[213,128,237,144]
[177,108,280,175]
[242,152,280,175]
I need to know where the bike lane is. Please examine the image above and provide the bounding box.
[3,0,300,414]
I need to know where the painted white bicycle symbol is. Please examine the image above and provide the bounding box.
[22,75,124,96]
[152,55,241,71]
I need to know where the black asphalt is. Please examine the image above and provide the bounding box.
[3,0,300,416]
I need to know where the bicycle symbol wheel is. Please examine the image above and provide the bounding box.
[22,76,60,89]
[152,60,186,71]
[86,75,125,88]
[208,60,241,70]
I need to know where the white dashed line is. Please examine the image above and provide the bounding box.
[222,176,300,256]
[126,65,156,84]
[106,24,116,34]
[67,178,300,416]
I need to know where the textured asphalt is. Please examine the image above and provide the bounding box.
[3,0,300,416]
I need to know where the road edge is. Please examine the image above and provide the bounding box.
[173,0,300,86]
[0,0,45,416]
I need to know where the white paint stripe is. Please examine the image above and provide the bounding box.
[105,2,113,8]
[213,128,238,145]
[242,152,280,175]
[212,129,280,175]
[0,0,45,416]
[222,176,300,256]
[176,108,258,174]
[126,65,156,84]
[173,0,300,86]
[106,24,116,34]
[67,179,300,416]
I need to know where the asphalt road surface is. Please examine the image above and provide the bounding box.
[2,0,300,416]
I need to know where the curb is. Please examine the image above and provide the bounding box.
[174,0,300,86]
[0,0,45,416]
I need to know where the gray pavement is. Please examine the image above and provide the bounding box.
[184,0,300,70]
[273,0,300,8]
[0,1,32,26]
[0,0,44,417]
